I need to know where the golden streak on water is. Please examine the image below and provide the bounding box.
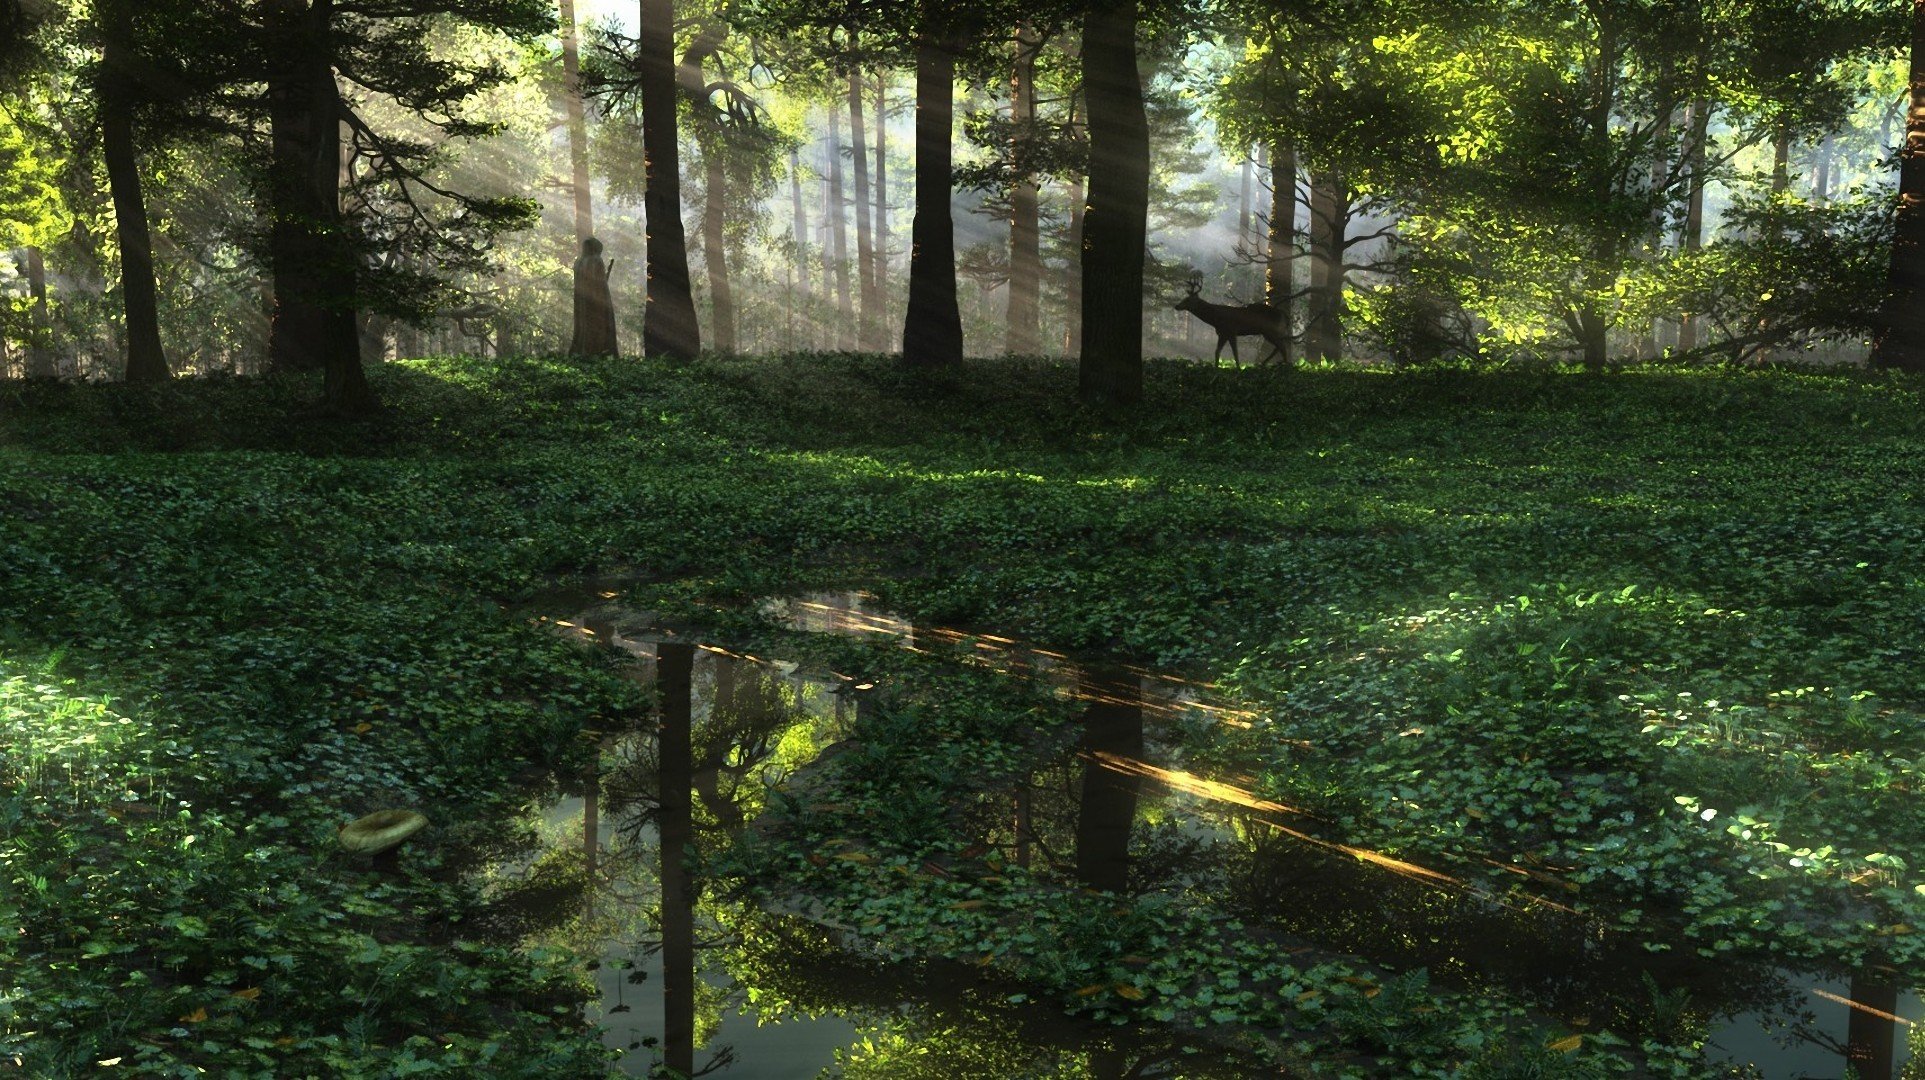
[1809,987,1914,1026]
[1088,751,1582,913]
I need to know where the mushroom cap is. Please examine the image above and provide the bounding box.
[338,809,429,854]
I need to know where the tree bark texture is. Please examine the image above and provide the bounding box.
[848,70,881,351]
[902,35,963,367]
[99,0,167,384]
[826,106,853,349]
[1306,166,1345,363]
[874,73,891,349]
[640,0,700,359]
[1265,141,1294,364]
[1236,145,1252,254]
[789,145,811,348]
[1006,23,1041,356]
[24,245,52,378]
[1877,3,1925,371]
[1077,0,1148,405]
[560,0,592,239]
[703,140,735,352]
[1064,172,1084,356]
[1678,98,1710,353]
[264,0,373,413]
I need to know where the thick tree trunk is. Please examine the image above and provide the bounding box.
[1678,98,1710,353]
[560,0,592,239]
[902,35,963,367]
[264,0,372,412]
[703,142,735,352]
[1265,141,1294,364]
[308,5,368,413]
[789,145,811,349]
[1306,167,1345,363]
[267,26,324,375]
[874,73,891,348]
[99,0,167,385]
[1006,23,1041,356]
[1077,1,1148,405]
[24,246,52,378]
[640,0,700,359]
[826,107,853,349]
[848,70,881,351]
[1876,3,1925,372]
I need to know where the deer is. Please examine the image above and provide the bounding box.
[1174,279,1288,368]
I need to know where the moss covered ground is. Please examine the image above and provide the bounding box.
[4,354,1924,1076]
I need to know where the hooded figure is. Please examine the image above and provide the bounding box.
[569,236,619,356]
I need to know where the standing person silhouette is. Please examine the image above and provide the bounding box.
[569,236,619,356]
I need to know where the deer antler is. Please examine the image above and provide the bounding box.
[1184,276,1202,296]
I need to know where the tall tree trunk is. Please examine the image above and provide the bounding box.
[640,0,700,359]
[267,15,323,376]
[309,4,368,413]
[98,0,167,384]
[902,32,963,367]
[827,107,853,349]
[789,144,811,349]
[264,0,371,411]
[656,642,695,1080]
[1306,167,1345,363]
[1006,23,1041,356]
[560,0,592,239]
[703,139,735,352]
[1064,172,1084,356]
[1677,98,1710,354]
[1236,144,1252,257]
[1813,136,1833,203]
[1771,126,1791,195]
[874,73,891,348]
[1877,2,1925,371]
[1637,89,1676,359]
[24,246,52,379]
[1077,0,1148,405]
[1266,141,1295,365]
[848,69,881,351]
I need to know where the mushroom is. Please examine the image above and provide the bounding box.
[337,810,429,855]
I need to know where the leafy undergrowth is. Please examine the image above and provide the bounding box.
[4,353,1925,1075]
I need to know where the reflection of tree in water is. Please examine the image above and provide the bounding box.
[595,645,829,1079]
[713,912,1254,1080]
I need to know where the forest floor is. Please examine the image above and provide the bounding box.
[4,353,1925,1077]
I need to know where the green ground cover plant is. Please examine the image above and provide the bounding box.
[4,354,1923,1075]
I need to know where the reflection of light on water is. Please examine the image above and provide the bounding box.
[774,593,1266,730]
[1810,986,1913,1026]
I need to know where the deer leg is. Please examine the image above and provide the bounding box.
[1212,337,1226,367]
[1229,336,1242,370]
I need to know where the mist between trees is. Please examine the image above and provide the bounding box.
[2,0,1923,412]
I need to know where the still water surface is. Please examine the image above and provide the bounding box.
[491,587,1916,1078]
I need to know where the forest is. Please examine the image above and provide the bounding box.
[6,0,1925,1077]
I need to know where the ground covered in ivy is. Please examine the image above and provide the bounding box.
[4,354,1925,1076]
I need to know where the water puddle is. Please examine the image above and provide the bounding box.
[490,583,1917,1078]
